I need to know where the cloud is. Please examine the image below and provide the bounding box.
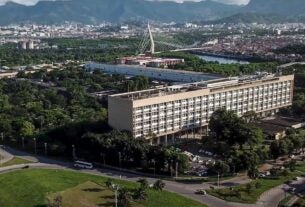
[0,0,250,6]
[0,0,39,5]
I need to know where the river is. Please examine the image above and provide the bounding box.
[197,55,250,64]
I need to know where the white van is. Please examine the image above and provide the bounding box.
[73,160,93,169]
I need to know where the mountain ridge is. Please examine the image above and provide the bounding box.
[0,0,304,25]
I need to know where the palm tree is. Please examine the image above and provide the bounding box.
[105,178,113,189]
[137,178,149,190]
[134,187,147,201]
[118,188,131,207]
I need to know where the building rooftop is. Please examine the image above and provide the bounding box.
[111,73,287,101]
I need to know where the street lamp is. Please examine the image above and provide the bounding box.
[22,137,25,149]
[175,161,178,178]
[170,159,173,177]
[1,132,4,146]
[111,184,120,207]
[118,152,122,171]
[72,145,76,160]
[217,172,220,188]
[100,153,106,168]
[152,159,156,177]
[33,138,37,154]
[44,142,48,156]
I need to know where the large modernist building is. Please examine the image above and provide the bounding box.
[108,74,294,144]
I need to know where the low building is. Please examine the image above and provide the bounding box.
[115,56,184,68]
[85,62,220,83]
[256,116,305,140]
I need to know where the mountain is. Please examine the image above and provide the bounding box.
[243,0,305,16]
[202,0,305,24]
[0,0,304,25]
[0,0,240,25]
[206,13,288,24]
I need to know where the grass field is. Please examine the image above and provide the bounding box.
[48,181,144,207]
[0,157,33,167]
[0,169,207,207]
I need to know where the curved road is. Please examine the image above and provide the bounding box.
[0,147,304,207]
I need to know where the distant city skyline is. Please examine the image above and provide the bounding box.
[0,0,250,6]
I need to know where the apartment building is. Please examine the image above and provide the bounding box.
[108,74,294,143]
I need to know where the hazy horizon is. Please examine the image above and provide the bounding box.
[0,0,250,6]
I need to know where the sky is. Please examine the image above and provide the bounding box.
[0,0,250,6]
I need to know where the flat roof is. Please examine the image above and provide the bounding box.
[111,74,291,101]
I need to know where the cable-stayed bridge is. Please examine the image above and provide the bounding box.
[137,24,203,55]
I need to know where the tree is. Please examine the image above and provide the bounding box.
[242,111,258,123]
[285,159,297,172]
[19,121,35,138]
[247,164,259,179]
[137,179,149,191]
[134,187,148,201]
[209,109,262,150]
[118,188,132,207]
[153,180,165,191]
[105,178,113,189]
[209,160,230,176]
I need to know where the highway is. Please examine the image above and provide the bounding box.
[0,147,304,207]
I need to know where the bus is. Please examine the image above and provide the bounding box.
[73,160,93,169]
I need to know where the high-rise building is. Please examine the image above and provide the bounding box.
[108,74,294,144]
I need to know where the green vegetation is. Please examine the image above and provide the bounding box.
[270,129,305,159]
[157,51,278,76]
[0,38,139,67]
[0,157,33,167]
[208,169,302,203]
[0,67,189,174]
[47,181,144,207]
[207,109,264,178]
[0,169,207,207]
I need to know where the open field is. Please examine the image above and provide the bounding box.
[0,169,207,207]
[48,181,144,207]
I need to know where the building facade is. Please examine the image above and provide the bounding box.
[108,74,294,143]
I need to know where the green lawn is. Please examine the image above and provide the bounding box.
[48,181,144,207]
[207,171,302,203]
[0,169,207,207]
[0,157,33,167]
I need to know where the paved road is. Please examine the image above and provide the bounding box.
[0,147,14,164]
[0,147,304,207]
